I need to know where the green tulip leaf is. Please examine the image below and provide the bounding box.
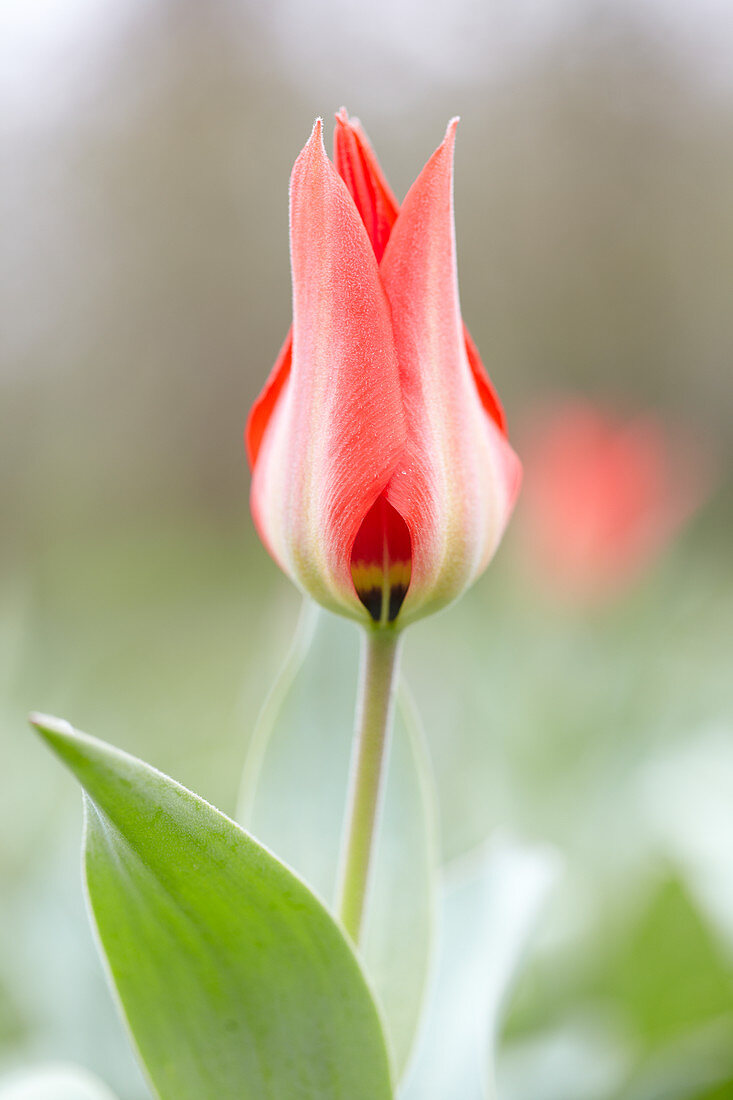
[30,714,393,1100]
[238,602,438,1077]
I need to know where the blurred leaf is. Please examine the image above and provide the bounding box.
[640,730,733,957]
[400,837,558,1100]
[238,603,438,1078]
[603,878,733,1049]
[31,714,393,1100]
[507,874,733,1100]
[692,1085,733,1100]
[0,1064,118,1100]
[617,1018,733,1100]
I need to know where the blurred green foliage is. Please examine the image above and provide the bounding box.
[2,1,732,1096]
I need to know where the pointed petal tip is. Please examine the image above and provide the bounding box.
[443,116,459,147]
[310,116,324,145]
[292,117,328,180]
[334,107,366,136]
[415,116,459,177]
[298,117,325,159]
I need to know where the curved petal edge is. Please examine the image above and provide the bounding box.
[250,120,406,619]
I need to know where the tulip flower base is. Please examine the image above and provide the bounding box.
[27,111,526,1098]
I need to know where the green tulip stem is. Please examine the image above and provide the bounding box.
[337,626,402,945]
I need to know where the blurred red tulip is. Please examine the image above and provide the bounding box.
[519,400,709,599]
[247,111,521,627]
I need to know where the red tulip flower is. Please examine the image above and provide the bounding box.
[520,399,709,599]
[247,111,521,628]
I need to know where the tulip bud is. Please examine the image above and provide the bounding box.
[247,112,521,628]
[519,399,710,600]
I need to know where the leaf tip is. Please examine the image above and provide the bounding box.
[29,711,76,743]
[29,712,91,781]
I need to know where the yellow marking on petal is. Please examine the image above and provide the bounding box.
[351,558,412,624]
[389,561,412,590]
[350,562,384,592]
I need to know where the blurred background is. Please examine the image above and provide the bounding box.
[1,0,732,1097]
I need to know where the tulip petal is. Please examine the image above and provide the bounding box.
[251,120,406,618]
[380,120,521,622]
[248,113,399,471]
[332,111,507,439]
[351,493,412,624]
[463,325,506,436]
[333,109,399,263]
[245,327,292,467]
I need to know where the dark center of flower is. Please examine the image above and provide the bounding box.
[350,493,412,625]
